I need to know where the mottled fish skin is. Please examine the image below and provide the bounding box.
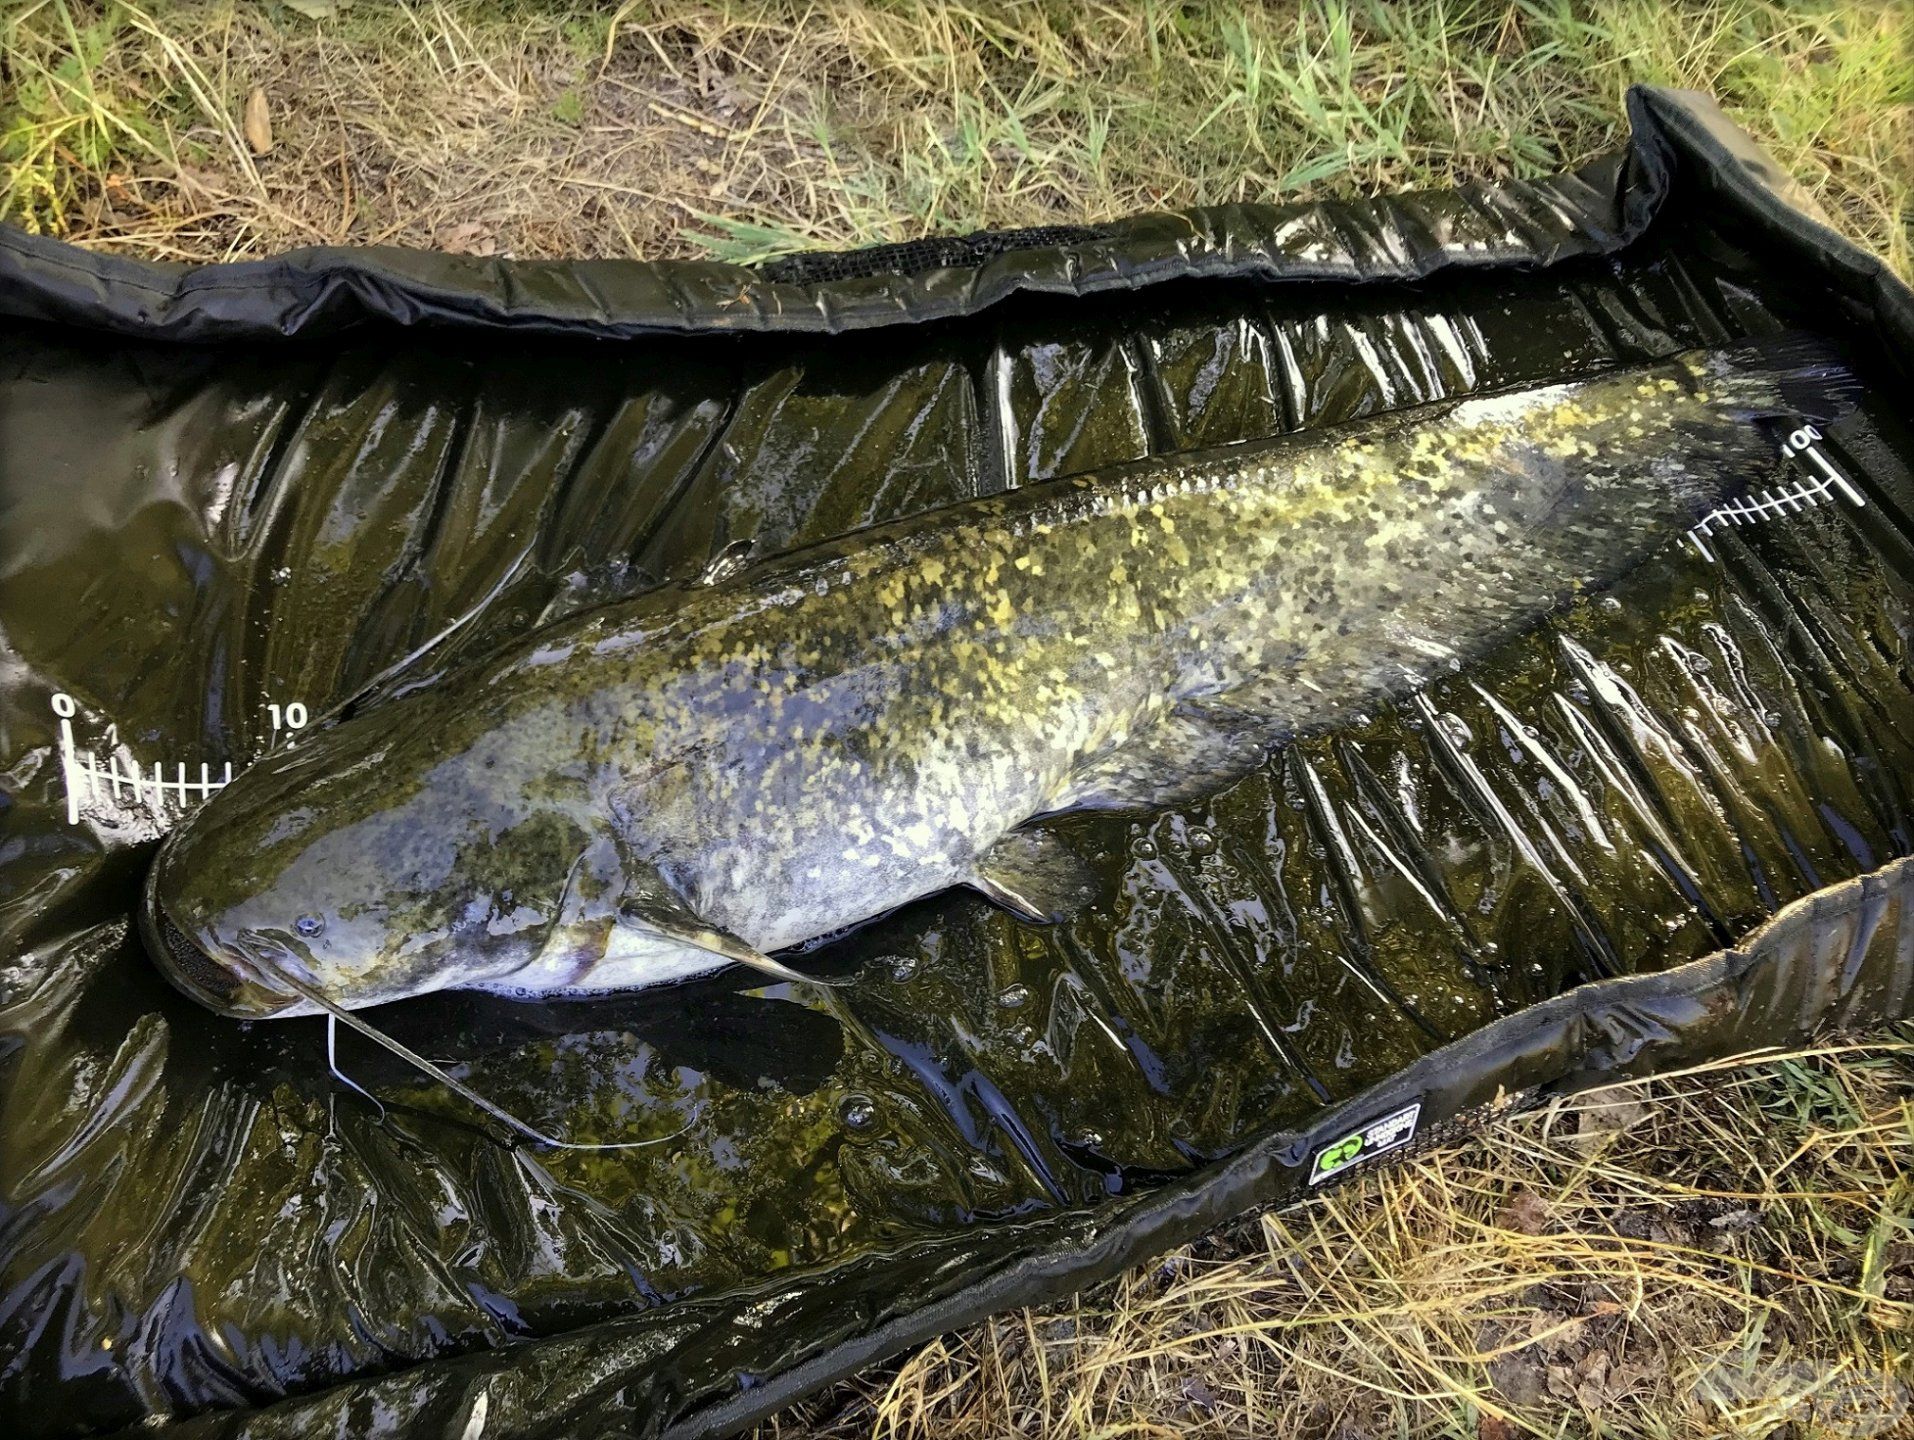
[147,349,1787,1017]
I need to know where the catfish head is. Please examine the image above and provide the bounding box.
[142,691,803,1019]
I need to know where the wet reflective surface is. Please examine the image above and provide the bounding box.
[3,217,1913,1434]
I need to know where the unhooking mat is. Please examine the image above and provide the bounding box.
[2,87,1913,1439]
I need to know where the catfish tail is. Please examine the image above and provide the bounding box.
[1692,331,1862,426]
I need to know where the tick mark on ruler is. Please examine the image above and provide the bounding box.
[1687,422,1864,563]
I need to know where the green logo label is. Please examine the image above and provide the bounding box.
[1316,1136,1363,1173]
[1309,1101,1420,1186]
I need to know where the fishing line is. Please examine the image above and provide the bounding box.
[244,951,690,1152]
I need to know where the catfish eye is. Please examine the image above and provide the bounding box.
[295,915,325,938]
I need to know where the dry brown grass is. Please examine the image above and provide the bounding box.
[773,1039,1914,1439]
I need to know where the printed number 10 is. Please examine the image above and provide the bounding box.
[268,702,309,732]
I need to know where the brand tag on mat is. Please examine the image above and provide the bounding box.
[1309,1100,1422,1186]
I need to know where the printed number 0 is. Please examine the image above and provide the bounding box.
[51,693,77,718]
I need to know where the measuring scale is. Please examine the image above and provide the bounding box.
[52,692,310,827]
[1685,421,1866,561]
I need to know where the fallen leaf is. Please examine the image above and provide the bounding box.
[1498,1188,1551,1235]
[1568,1087,1654,1149]
[439,221,498,255]
[1477,1415,1519,1440]
[1574,1347,1613,1411]
[243,88,273,156]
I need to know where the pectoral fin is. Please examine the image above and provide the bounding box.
[969,827,1099,923]
[615,887,840,988]
[527,841,623,978]
[609,837,845,987]
[531,835,842,992]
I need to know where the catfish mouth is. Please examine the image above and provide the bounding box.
[139,856,301,1019]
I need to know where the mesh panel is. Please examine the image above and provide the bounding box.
[758,223,1108,285]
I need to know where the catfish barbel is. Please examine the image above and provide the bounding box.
[143,334,1856,1019]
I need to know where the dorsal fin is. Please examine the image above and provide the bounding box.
[692,539,756,588]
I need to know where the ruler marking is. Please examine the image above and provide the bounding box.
[59,718,81,824]
[1687,422,1865,564]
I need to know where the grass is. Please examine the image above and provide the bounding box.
[1,2,1909,273]
[3,3,1912,1438]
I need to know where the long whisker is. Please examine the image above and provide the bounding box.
[243,953,689,1152]
[326,1013,387,1122]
